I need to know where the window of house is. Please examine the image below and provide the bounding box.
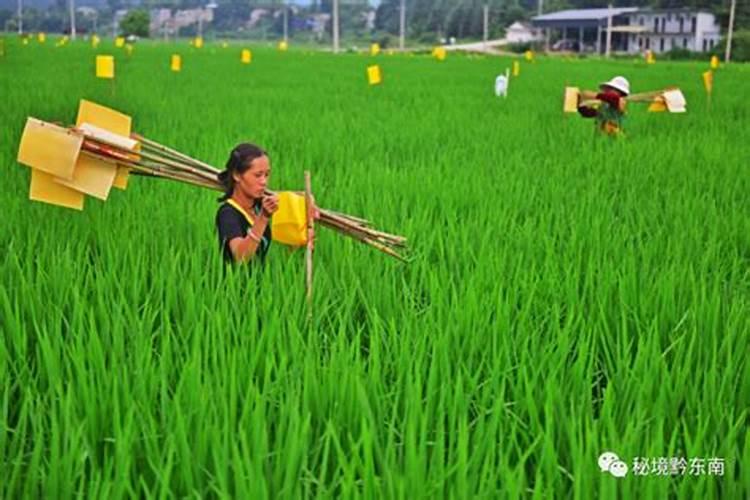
[654,18,659,33]
[703,39,707,51]
[683,37,688,48]
[660,38,665,51]
[639,17,644,26]
[646,38,650,49]
[692,17,697,33]
[679,18,684,33]
[662,18,666,32]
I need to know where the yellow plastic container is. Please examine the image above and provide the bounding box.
[271,191,308,246]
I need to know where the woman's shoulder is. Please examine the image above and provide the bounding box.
[216,202,242,222]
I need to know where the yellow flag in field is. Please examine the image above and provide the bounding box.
[702,70,713,95]
[38,33,46,43]
[370,43,380,56]
[646,50,655,64]
[710,55,719,70]
[512,60,520,77]
[91,35,100,48]
[278,40,288,51]
[115,37,125,48]
[171,54,181,72]
[194,37,203,48]
[524,50,534,62]
[432,46,446,61]
[241,49,252,64]
[96,55,115,79]
[367,65,382,85]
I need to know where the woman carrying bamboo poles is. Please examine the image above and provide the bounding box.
[577,76,630,137]
[216,143,318,265]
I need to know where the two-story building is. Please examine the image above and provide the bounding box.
[531,7,721,54]
[623,9,721,54]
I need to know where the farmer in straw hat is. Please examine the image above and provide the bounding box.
[578,76,630,136]
[216,143,318,265]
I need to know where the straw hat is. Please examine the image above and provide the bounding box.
[600,76,630,96]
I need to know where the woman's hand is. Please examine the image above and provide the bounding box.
[261,194,279,217]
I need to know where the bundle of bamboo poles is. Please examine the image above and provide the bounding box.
[75,128,408,261]
[578,87,678,107]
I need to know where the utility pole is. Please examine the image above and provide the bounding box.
[69,0,76,39]
[605,3,613,57]
[17,0,22,34]
[399,0,405,50]
[483,4,488,46]
[538,0,543,16]
[283,4,288,42]
[332,0,339,53]
[725,0,736,63]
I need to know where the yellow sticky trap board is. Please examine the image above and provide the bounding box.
[702,70,713,94]
[241,49,252,64]
[194,37,203,48]
[432,47,446,61]
[512,60,520,77]
[367,65,382,85]
[22,38,29,46]
[96,55,115,79]
[29,169,85,210]
[272,192,308,246]
[648,97,667,112]
[370,43,380,56]
[221,42,228,49]
[563,87,580,113]
[115,37,125,48]
[125,44,134,56]
[171,54,182,71]
[76,100,133,189]
[710,55,719,69]
[525,50,534,62]
[663,89,686,113]
[278,41,288,51]
[17,118,83,180]
[38,33,46,43]
[55,154,118,201]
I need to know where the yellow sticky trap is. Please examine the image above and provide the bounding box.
[370,43,380,56]
[18,118,83,180]
[271,192,308,246]
[710,55,719,70]
[115,37,125,48]
[171,54,181,72]
[91,35,100,48]
[76,100,133,190]
[194,37,203,48]
[512,60,520,77]
[646,50,655,64]
[432,46,446,61]
[22,38,29,46]
[563,87,580,113]
[221,42,228,49]
[241,49,252,64]
[278,40,288,51]
[525,50,534,62]
[29,169,85,210]
[648,97,667,112]
[38,33,46,43]
[702,70,713,95]
[96,55,114,79]
[367,65,382,85]
[55,154,118,201]
[125,44,134,56]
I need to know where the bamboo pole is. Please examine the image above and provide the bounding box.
[304,171,314,319]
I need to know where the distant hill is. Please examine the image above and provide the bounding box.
[0,0,109,10]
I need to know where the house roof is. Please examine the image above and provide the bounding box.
[532,7,639,28]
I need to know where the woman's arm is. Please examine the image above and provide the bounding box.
[228,215,269,263]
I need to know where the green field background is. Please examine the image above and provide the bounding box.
[1,38,749,498]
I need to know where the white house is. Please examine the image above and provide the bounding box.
[506,21,542,44]
[531,7,721,54]
[622,9,721,53]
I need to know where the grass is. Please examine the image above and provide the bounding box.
[0,36,749,498]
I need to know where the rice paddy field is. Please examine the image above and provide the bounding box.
[1,36,749,498]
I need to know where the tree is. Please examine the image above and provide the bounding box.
[120,10,149,38]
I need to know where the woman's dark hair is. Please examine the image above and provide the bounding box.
[217,143,267,202]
